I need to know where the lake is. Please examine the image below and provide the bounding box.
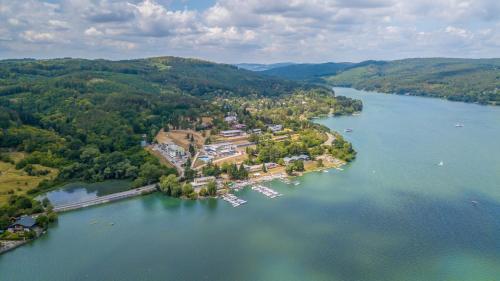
[1,88,500,281]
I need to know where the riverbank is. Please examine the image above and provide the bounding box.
[0,240,30,255]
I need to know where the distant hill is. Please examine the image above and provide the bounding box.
[260,62,355,80]
[325,58,500,105]
[236,62,295,71]
[249,58,500,105]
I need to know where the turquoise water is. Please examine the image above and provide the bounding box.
[1,88,500,280]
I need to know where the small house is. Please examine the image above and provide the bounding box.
[268,124,283,133]
[283,155,310,165]
[220,130,244,137]
[8,216,36,233]
[224,116,238,124]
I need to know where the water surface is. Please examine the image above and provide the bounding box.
[1,88,500,281]
[39,180,132,207]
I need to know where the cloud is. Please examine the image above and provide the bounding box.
[0,0,498,62]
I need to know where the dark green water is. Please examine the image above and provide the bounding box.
[1,88,500,281]
[39,180,133,207]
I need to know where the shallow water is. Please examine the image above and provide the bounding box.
[1,88,500,281]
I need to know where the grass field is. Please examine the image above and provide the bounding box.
[0,152,58,205]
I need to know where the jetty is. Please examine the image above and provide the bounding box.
[251,185,282,198]
[53,184,157,213]
[221,193,247,207]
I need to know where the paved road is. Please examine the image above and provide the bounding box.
[53,184,157,213]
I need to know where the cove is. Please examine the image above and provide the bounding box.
[1,88,500,281]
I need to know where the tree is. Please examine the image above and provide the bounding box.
[171,184,182,198]
[36,214,49,229]
[137,162,164,185]
[182,183,194,197]
[189,144,196,157]
[262,163,267,173]
[207,180,217,196]
[199,187,208,197]
[159,174,180,195]
[316,159,324,168]
[295,160,305,171]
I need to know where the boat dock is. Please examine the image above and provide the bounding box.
[251,185,282,198]
[221,193,247,207]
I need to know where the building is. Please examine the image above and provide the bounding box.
[167,143,185,158]
[203,142,237,157]
[192,176,216,189]
[8,216,36,233]
[283,155,310,165]
[268,124,283,133]
[232,123,247,130]
[224,115,238,123]
[243,164,263,173]
[220,130,244,137]
[251,128,262,134]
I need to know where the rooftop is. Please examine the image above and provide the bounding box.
[10,216,36,228]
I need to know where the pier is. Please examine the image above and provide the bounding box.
[221,193,247,207]
[251,185,282,198]
[53,184,157,213]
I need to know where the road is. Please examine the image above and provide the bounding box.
[324,132,336,146]
[53,184,157,213]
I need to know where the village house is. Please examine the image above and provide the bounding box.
[191,176,216,189]
[283,155,310,165]
[232,123,247,130]
[220,129,244,137]
[267,124,283,133]
[203,142,237,157]
[244,162,279,172]
[224,115,238,124]
[8,216,37,233]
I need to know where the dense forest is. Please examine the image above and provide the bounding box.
[0,57,353,199]
[255,58,500,105]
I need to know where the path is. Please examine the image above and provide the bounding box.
[324,132,336,145]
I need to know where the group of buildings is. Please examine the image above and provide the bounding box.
[152,142,188,165]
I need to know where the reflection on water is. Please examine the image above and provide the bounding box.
[40,180,132,206]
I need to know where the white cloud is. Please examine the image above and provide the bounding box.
[0,0,498,62]
[21,30,57,43]
[84,27,103,36]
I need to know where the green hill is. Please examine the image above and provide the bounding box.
[0,56,349,195]
[261,62,355,80]
[324,58,500,105]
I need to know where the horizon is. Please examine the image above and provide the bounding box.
[1,55,500,65]
[1,0,499,63]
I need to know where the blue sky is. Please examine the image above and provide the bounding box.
[0,0,499,63]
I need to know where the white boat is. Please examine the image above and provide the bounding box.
[455,123,464,127]
[438,161,444,166]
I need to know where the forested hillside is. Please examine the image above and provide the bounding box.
[0,57,350,197]
[257,58,500,105]
[261,62,354,80]
[325,58,500,105]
